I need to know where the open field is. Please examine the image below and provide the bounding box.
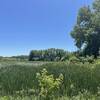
[0,60,100,99]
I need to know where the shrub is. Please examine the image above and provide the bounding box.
[36,68,63,100]
[69,56,80,63]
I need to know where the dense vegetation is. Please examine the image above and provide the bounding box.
[29,48,69,61]
[0,60,100,99]
[71,0,100,58]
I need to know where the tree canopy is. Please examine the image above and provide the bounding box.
[29,48,69,61]
[71,0,100,58]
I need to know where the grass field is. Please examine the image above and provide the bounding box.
[0,60,100,99]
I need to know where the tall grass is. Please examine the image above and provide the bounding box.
[0,61,100,97]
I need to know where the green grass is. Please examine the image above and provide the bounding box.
[0,94,100,100]
[0,61,100,99]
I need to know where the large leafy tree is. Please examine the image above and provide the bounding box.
[71,0,100,58]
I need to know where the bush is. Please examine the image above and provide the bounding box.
[69,56,80,63]
[36,68,63,100]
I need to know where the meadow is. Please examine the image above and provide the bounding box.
[0,60,100,100]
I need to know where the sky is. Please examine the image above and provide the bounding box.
[0,0,93,56]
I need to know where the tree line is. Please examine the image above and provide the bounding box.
[29,48,70,61]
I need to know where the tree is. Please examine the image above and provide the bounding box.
[71,0,100,58]
[29,48,68,61]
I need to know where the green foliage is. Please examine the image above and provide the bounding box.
[69,56,80,63]
[71,0,100,58]
[0,92,100,100]
[36,68,63,100]
[78,56,94,64]
[29,48,69,61]
[0,61,100,98]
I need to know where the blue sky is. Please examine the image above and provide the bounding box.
[0,0,93,56]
